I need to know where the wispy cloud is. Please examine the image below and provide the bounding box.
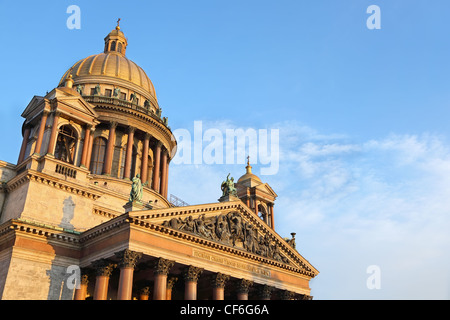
[169,120,450,299]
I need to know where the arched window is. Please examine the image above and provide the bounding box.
[90,137,107,175]
[110,41,116,51]
[118,42,122,53]
[54,125,78,164]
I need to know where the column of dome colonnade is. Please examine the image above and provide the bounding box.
[89,121,171,198]
[74,251,300,300]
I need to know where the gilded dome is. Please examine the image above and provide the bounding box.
[58,25,157,102]
[237,161,262,185]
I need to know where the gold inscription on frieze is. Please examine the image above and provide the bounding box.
[193,250,271,278]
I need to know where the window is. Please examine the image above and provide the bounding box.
[90,88,96,95]
[105,89,112,97]
[120,92,126,100]
[118,43,122,53]
[90,137,107,175]
[54,125,78,164]
[110,41,116,51]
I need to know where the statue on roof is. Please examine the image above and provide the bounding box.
[221,173,237,197]
[129,174,143,203]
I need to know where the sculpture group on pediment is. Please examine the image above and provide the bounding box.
[162,212,290,264]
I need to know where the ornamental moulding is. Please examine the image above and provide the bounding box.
[6,170,102,200]
[125,215,316,278]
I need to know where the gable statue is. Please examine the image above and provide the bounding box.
[221,173,237,197]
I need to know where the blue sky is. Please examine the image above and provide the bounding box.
[1,1,449,299]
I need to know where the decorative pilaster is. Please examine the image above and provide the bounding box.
[153,258,175,300]
[212,273,230,300]
[115,249,142,300]
[183,266,204,300]
[236,279,253,300]
[92,259,116,300]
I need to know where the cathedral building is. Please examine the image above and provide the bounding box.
[0,23,318,300]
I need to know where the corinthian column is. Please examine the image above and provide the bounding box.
[92,259,116,300]
[236,279,253,300]
[80,124,92,167]
[17,126,31,164]
[183,266,203,300]
[102,121,117,175]
[141,133,150,183]
[33,111,49,156]
[160,149,168,198]
[46,111,60,156]
[212,273,229,300]
[153,257,175,300]
[115,249,143,300]
[152,142,162,191]
[166,276,178,300]
[123,126,135,179]
[259,285,273,300]
[74,274,89,300]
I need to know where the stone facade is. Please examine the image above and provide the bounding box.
[0,23,318,300]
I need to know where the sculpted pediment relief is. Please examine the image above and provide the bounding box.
[129,201,318,277]
[136,202,315,276]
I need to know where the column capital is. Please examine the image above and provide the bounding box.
[127,126,136,134]
[153,257,175,276]
[110,121,118,129]
[115,249,143,269]
[140,286,151,296]
[211,273,230,289]
[279,290,295,300]
[91,259,116,277]
[183,265,204,282]
[167,276,178,290]
[236,279,253,294]
[80,274,89,286]
[258,285,273,300]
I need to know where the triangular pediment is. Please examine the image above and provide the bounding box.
[21,95,47,121]
[128,200,318,277]
[255,182,278,198]
[49,88,98,120]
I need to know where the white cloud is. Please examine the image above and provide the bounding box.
[169,119,450,299]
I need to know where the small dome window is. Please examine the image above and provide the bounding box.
[110,41,116,51]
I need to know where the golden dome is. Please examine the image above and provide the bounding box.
[58,24,157,102]
[237,160,262,185]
